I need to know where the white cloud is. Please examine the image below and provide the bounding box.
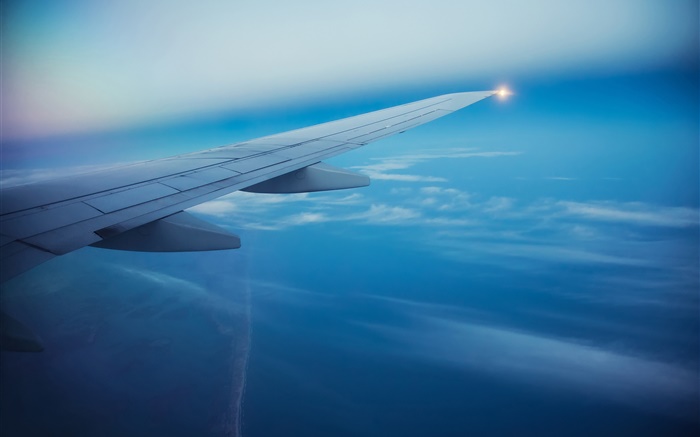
[119,267,206,294]
[354,159,446,182]
[188,200,238,217]
[353,149,521,183]
[285,212,332,225]
[276,203,422,229]
[115,266,247,313]
[320,193,365,205]
[420,186,444,194]
[417,186,473,211]
[349,294,698,417]
[559,201,699,227]
[169,160,698,283]
[394,150,522,160]
[390,316,699,415]
[220,191,310,205]
[350,204,421,224]
[568,224,600,239]
[482,196,515,213]
[189,191,366,219]
[476,242,649,266]
[0,162,133,187]
[363,173,447,183]
[424,217,477,227]
[247,279,330,300]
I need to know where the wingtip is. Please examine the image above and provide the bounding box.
[492,88,512,98]
[442,90,499,108]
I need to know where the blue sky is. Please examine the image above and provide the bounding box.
[1,1,699,436]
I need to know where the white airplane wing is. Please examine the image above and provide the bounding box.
[1,91,496,284]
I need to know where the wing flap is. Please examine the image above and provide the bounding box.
[1,202,102,239]
[222,154,291,174]
[160,167,240,191]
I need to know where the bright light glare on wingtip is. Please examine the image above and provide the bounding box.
[496,87,512,99]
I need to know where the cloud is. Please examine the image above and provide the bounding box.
[188,200,238,217]
[475,242,649,266]
[190,191,364,218]
[413,193,697,269]
[353,149,521,183]
[174,160,697,291]
[387,316,699,416]
[424,217,477,227]
[119,267,207,294]
[186,169,698,263]
[358,293,489,320]
[284,212,332,226]
[416,187,516,215]
[0,162,133,187]
[348,293,698,418]
[315,193,365,206]
[349,204,421,224]
[353,160,447,183]
[259,203,422,229]
[558,201,699,227]
[363,173,447,183]
[482,196,515,213]
[114,266,247,313]
[245,279,339,315]
[393,150,522,160]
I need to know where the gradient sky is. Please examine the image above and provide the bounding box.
[1,0,697,140]
[1,2,699,437]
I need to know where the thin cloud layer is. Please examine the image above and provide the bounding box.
[186,153,698,293]
[249,281,698,419]
[365,314,698,416]
[196,179,698,234]
[558,200,699,227]
[352,149,521,183]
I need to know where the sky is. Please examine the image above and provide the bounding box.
[1,1,699,437]
[0,0,697,140]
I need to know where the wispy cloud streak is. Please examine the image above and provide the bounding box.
[558,201,699,227]
[352,148,521,183]
[378,315,699,416]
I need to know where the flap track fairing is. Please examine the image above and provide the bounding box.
[243,162,369,194]
[91,211,240,252]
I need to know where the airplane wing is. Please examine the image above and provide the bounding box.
[0,91,496,284]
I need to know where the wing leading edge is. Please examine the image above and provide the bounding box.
[0,91,496,283]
